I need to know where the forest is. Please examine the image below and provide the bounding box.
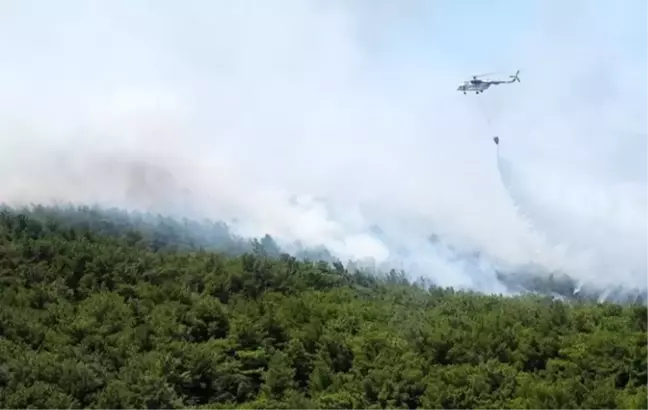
[0,205,646,409]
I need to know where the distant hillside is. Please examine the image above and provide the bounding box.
[0,204,337,262]
[2,204,644,305]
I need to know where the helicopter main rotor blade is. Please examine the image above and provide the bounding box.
[472,71,502,78]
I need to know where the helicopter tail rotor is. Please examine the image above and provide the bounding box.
[509,70,520,82]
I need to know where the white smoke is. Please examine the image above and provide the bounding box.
[487,0,647,291]
[0,0,645,293]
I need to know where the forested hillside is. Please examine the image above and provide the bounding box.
[0,206,646,408]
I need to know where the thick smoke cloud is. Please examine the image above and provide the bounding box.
[0,0,645,293]
[489,0,647,290]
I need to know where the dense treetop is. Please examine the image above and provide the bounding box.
[0,205,645,408]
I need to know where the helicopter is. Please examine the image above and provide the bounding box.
[457,70,520,94]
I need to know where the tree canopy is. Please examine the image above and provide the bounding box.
[0,205,645,409]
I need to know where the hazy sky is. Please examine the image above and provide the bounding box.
[0,0,646,292]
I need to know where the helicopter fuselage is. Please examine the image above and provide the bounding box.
[457,71,520,94]
[457,80,491,94]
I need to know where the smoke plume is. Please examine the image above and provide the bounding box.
[0,0,645,294]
